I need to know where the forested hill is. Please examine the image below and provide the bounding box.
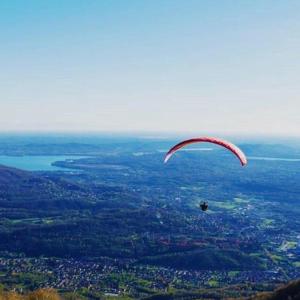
[0,165,147,258]
[0,164,93,210]
[0,164,138,210]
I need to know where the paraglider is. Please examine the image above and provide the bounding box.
[164,136,247,166]
[199,201,208,211]
[164,136,247,211]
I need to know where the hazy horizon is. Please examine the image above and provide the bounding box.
[1,130,300,146]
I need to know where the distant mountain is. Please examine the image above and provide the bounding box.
[0,164,91,210]
[0,164,136,210]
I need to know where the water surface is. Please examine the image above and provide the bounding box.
[248,156,300,162]
[0,155,86,171]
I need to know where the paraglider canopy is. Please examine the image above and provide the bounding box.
[164,136,247,166]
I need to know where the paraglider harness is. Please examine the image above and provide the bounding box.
[200,201,208,211]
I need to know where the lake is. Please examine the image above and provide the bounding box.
[0,155,86,171]
[248,156,300,162]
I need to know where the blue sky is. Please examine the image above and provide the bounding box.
[0,0,299,135]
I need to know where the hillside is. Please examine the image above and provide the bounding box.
[1,141,300,298]
[0,165,146,258]
[0,164,140,211]
[0,164,92,210]
[248,279,300,300]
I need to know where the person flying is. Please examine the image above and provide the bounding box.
[199,201,208,211]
